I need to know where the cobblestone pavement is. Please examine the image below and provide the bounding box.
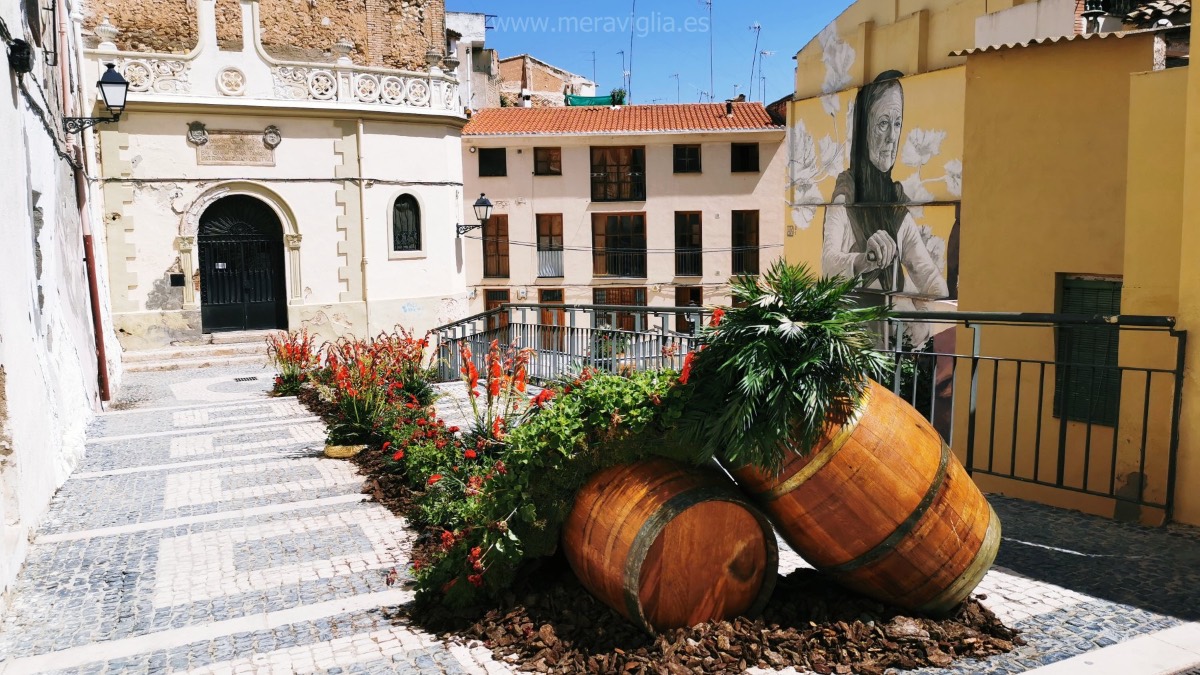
[0,371,1197,674]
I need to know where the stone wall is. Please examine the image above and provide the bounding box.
[82,0,445,70]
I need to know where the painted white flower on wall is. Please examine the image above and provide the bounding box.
[821,93,841,117]
[788,119,827,230]
[818,25,855,95]
[901,129,947,169]
[943,159,963,197]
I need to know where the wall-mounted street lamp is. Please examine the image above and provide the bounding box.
[456,193,494,237]
[64,63,129,134]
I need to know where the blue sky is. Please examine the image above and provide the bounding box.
[447,0,853,105]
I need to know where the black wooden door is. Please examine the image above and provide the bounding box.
[198,196,286,332]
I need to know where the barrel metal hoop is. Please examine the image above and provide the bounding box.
[822,440,953,576]
[756,389,873,502]
[917,504,1003,614]
[622,485,778,634]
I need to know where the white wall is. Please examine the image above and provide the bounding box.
[1,0,109,599]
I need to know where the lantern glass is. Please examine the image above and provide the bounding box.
[98,64,129,114]
[472,194,493,224]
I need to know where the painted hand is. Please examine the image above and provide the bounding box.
[862,230,897,272]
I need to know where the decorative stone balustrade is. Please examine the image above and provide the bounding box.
[87,16,462,117]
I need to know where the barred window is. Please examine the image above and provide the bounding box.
[391,195,421,252]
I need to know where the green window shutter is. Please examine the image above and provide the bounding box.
[1054,278,1122,426]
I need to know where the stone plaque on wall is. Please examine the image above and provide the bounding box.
[196,130,276,166]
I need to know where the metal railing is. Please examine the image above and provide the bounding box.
[433,303,709,384]
[881,312,1185,518]
[430,305,1186,519]
[593,250,648,278]
[675,249,702,277]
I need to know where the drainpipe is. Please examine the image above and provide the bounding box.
[357,118,370,335]
[68,6,112,402]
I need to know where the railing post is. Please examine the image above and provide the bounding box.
[1166,329,1188,521]
[965,322,981,475]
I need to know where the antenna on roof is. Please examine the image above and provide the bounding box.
[748,22,762,101]
[628,0,638,103]
[671,73,680,103]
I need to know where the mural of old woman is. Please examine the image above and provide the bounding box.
[821,71,949,300]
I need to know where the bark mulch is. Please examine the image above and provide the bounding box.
[297,388,1022,674]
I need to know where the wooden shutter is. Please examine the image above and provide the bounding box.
[1054,278,1122,425]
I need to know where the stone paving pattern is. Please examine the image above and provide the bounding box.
[0,368,1197,674]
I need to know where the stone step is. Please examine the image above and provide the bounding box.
[209,329,285,346]
[124,353,272,373]
[122,342,268,364]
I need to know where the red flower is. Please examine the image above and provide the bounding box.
[710,307,725,327]
[467,573,484,588]
[468,546,482,561]
[381,441,391,452]
[679,351,696,385]
[427,474,443,486]
[531,389,555,408]
[440,530,455,549]
[494,460,507,475]
[464,449,477,460]
[416,419,426,426]
[448,426,460,433]
[392,449,405,461]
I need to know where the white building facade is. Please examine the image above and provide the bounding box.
[90,0,472,349]
[460,104,786,322]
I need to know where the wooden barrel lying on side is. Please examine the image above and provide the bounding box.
[730,380,1000,615]
[563,458,778,633]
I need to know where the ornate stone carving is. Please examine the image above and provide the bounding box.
[186,121,208,146]
[406,79,431,107]
[263,125,282,150]
[380,76,407,105]
[353,74,380,103]
[216,67,246,96]
[272,66,309,100]
[118,58,190,94]
[285,233,303,250]
[333,39,355,66]
[175,236,195,252]
[307,70,337,100]
[95,17,119,51]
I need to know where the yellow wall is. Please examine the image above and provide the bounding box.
[956,32,1163,521]
[1171,20,1200,525]
[792,0,996,100]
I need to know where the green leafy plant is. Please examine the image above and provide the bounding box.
[677,261,892,472]
[405,368,690,609]
[610,88,627,105]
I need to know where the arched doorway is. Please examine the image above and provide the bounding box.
[197,195,287,332]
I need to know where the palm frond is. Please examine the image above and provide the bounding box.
[677,260,891,472]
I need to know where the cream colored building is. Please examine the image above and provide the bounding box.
[459,103,785,321]
[86,0,472,349]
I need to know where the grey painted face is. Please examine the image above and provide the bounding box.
[868,87,903,173]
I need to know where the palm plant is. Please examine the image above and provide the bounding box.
[677,261,892,472]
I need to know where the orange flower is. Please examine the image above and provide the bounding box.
[428,474,443,486]
[710,308,725,327]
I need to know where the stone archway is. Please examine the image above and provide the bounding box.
[177,182,302,310]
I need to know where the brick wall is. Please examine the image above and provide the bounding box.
[83,0,444,70]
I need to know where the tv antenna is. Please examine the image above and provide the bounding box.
[748,22,762,101]
[670,73,680,103]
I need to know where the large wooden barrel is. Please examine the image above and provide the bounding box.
[730,380,1000,614]
[563,458,778,633]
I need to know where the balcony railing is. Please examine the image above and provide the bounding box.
[538,249,564,278]
[675,249,702,277]
[593,250,647,278]
[732,247,760,276]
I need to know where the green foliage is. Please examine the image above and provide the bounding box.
[610,88,627,105]
[400,368,688,610]
[677,261,892,472]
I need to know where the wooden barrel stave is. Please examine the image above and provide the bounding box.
[564,458,778,633]
[730,381,999,614]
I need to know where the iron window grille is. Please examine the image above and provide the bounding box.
[592,213,647,278]
[392,195,421,252]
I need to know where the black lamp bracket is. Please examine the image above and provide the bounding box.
[456,223,483,237]
[64,113,121,135]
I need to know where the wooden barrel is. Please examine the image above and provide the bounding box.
[730,380,1000,614]
[563,458,778,633]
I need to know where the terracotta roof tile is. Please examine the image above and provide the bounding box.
[463,102,782,136]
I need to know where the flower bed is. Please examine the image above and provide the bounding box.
[273,279,1020,673]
